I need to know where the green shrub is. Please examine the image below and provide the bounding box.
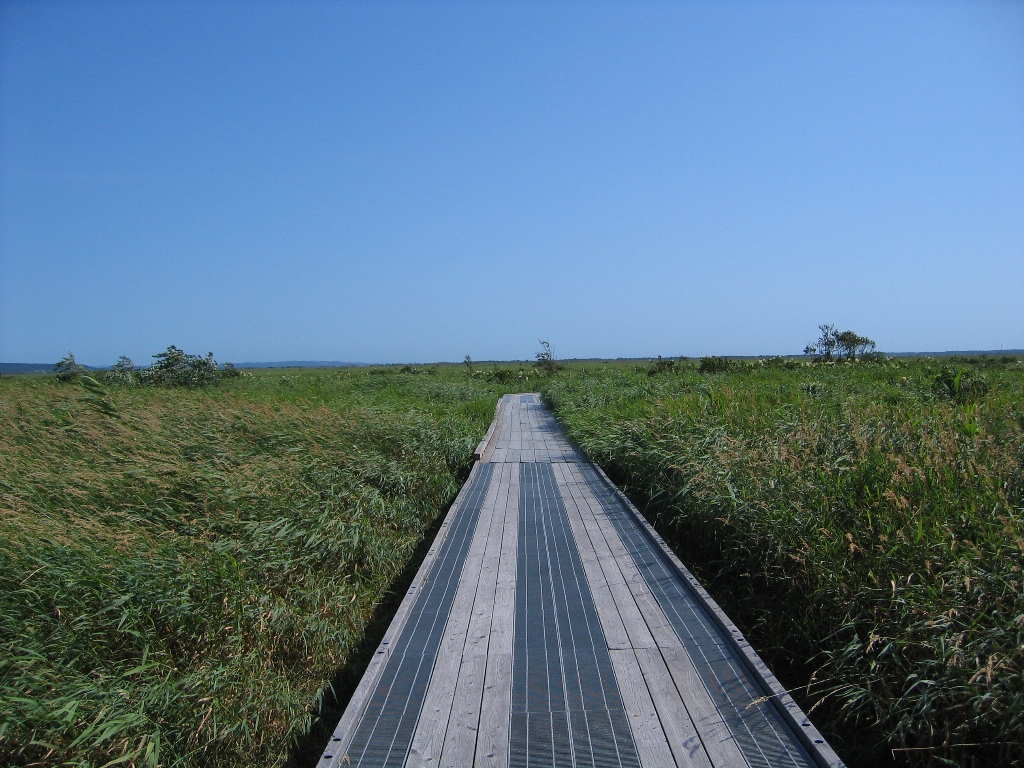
[53,351,86,382]
[933,365,990,403]
[138,345,223,387]
[698,355,734,373]
[646,356,678,376]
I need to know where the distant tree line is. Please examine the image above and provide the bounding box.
[55,346,241,387]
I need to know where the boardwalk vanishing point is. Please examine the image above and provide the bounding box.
[320,394,845,768]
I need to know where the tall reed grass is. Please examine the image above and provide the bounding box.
[544,359,1023,766]
[0,369,511,767]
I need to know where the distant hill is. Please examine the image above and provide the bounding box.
[0,363,55,374]
[0,362,109,374]
[888,350,1024,358]
[0,360,368,374]
[234,361,370,369]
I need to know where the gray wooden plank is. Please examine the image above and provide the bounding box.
[405,462,506,767]
[557,455,752,768]
[475,462,520,768]
[634,647,715,768]
[553,465,657,650]
[552,466,630,651]
[439,654,487,765]
[475,398,505,461]
[608,648,678,767]
[585,462,844,768]
[583,563,656,649]
[564,462,755,767]
[475,652,513,768]
[438,464,515,765]
[551,462,633,651]
[660,645,751,768]
[565,465,681,649]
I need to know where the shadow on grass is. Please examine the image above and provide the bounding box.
[284,498,451,768]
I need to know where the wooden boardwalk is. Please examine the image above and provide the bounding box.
[320,394,844,768]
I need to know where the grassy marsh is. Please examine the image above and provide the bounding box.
[543,357,1024,766]
[0,368,515,767]
[4,357,1022,767]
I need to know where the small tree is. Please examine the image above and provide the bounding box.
[813,324,839,361]
[647,356,677,376]
[144,345,222,387]
[54,352,86,382]
[534,340,562,374]
[699,356,733,374]
[836,330,876,361]
[106,356,138,386]
[804,325,875,361]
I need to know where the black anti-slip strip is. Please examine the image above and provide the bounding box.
[340,462,494,768]
[577,464,815,768]
[511,462,640,768]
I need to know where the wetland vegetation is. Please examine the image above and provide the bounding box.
[0,366,516,767]
[545,355,1024,766]
[2,353,1021,766]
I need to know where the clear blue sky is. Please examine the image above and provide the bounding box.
[1,0,1022,365]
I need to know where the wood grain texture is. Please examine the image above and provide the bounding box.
[609,649,678,767]
[405,463,505,768]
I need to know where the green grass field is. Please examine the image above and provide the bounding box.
[543,357,1024,766]
[2,357,1022,767]
[0,367,521,767]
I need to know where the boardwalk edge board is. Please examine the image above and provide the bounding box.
[586,462,845,768]
[472,400,500,461]
[320,461,489,766]
[473,396,507,461]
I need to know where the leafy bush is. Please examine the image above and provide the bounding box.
[933,365,990,403]
[139,345,223,387]
[646,356,678,376]
[96,347,243,388]
[486,367,517,383]
[698,355,735,373]
[805,324,876,361]
[534,340,564,374]
[53,351,86,382]
[757,355,802,370]
[482,366,540,384]
[104,355,139,386]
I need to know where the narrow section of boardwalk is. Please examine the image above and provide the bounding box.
[321,395,844,768]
